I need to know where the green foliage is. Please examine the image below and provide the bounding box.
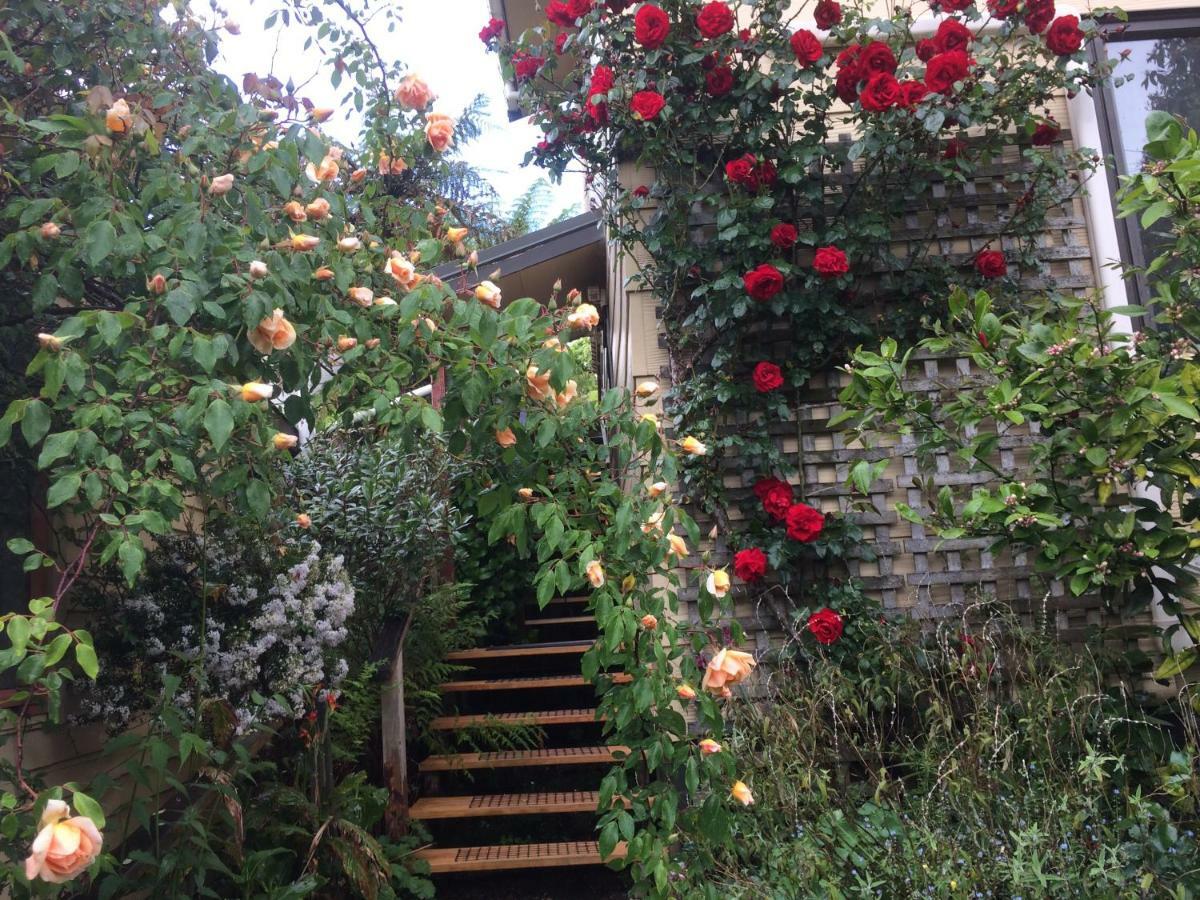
[706,604,1200,898]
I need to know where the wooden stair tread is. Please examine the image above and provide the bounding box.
[439,673,631,692]
[445,640,592,661]
[429,708,602,729]
[412,840,627,873]
[418,745,630,772]
[527,615,594,626]
[411,790,629,819]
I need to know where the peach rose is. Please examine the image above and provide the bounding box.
[395,74,435,110]
[24,799,102,884]
[730,781,754,806]
[475,280,502,308]
[248,309,297,355]
[272,432,298,450]
[336,335,358,351]
[526,366,553,401]
[586,560,605,588]
[350,167,368,182]
[37,333,63,351]
[425,113,455,153]
[105,99,132,134]
[305,198,331,221]
[640,613,658,630]
[676,684,697,701]
[377,153,408,175]
[291,233,320,251]
[444,226,468,244]
[347,286,374,307]
[648,481,669,497]
[309,107,334,123]
[517,487,535,501]
[705,568,730,598]
[282,200,307,222]
[337,235,362,253]
[296,513,312,529]
[384,254,420,290]
[554,379,578,408]
[495,427,517,448]
[642,509,665,535]
[40,222,61,239]
[680,436,707,456]
[635,380,659,398]
[305,153,339,182]
[698,738,722,755]
[240,381,274,402]
[208,173,235,195]
[314,266,335,281]
[146,273,168,295]
[374,296,397,307]
[248,260,269,279]
[702,647,756,695]
[567,303,600,330]
[668,534,688,557]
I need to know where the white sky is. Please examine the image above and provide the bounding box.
[206,0,584,222]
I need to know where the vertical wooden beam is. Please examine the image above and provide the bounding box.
[382,639,408,838]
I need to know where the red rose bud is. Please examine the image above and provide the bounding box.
[974,249,1007,279]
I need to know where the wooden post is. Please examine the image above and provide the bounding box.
[382,637,409,838]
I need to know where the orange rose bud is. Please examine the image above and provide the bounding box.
[425,112,455,153]
[350,167,368,182]
[336,335,358,352]
[283,200,307,222]
[640,613,658,630]
[291,233,320,251]
[39,222,61,239]
[731,781,754,806]
[699,738,722,755]
[677,684,697,701]
[586,560,605,588]
[444,226,468,243]
[272,432,299,450]
[240,381,274,402]
[305,197,331,220]
[37,333,63,351]
[208,173,235,195]
[146,273,168,295]
[347,286,374,307]
[296,513,312,529]
[309,107,335,123]
[495,427,517,448]
[474,280,502,308]
[365,337,381,349]
[105,98,132,133]
[337,236,361,253]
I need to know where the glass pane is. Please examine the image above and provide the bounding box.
[1112,35,1200,264]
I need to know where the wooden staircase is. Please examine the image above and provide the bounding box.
[409,595,628,878]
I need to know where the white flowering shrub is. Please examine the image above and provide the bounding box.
[78,529,354,733]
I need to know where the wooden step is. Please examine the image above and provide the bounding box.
[527,615,594,626]
[445,640,592,661]
[429,707,602,730]
[412,839,627,874]
[438,673,631,693]
[410,789,627,820]
[418,745,630,772]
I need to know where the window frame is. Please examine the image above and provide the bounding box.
[1091,9,1200,308]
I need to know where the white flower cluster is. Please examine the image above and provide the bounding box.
[77,534,355,733]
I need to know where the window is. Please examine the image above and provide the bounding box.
[1094,11,1200,304]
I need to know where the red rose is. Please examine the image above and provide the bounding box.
[1045,15,1083,56]
[790,29,823,66]
[725,153,757,187]
[859,72,900,111]
[916,38,938,62]
[696,2,735,38]
[814,0,842,30]
[934,19,973,53]
[899,79,928,109]
[1024,0,1055,34]
[567,0,593,17]
[756,159,777,188]
[786,502,825,542]
[807,607,844,644]
[943,137,967,159]
[770,222,798,249]
[589,65,615,95]
[733,547,769,583]
[858,41,896,76]
[632,185,650,198]
[546,1,575,26]
[705,65,735,96]
[836,43,862,72]
[555,32,569,53]
[753,361,784,393]
[743,264,785,301]
[812,245,849,278]
[933,0,973,10]
[1031,118,1060,146]
[974,249,1007,278]
[630,90,666,120]
[924,50,971,94]
[835,68,861,103]
[512,51,545,81]
[479,17,505,43]
[986,0,1020,17]
[635,4,671,48]
[754,477,793,521]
